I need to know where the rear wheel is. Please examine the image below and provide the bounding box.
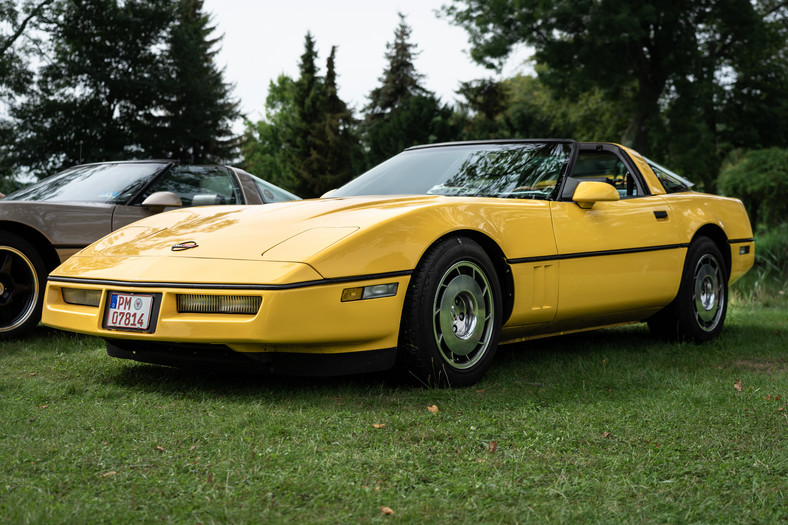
[0,232,47,339]
[398,236,502,387]
[648,236,728,342]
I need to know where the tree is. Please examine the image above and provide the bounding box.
[9,0,240,178]
[0,0,54,95]
[241,35,358,197]
[155,0,240,163]
[364,13,458,166]
[444,0,788,190]
[718,148,788,230]
[320,45,361,192]
[11,0,175,175]
[288,32,328,196]
[241,74,300,192]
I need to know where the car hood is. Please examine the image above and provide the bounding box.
[52,194,555,283]
[80,196,437,259]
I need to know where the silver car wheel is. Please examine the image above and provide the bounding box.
[432,261,495,370]
[693,252,724,332]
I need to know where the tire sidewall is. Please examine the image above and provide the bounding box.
[677,237,728,343]
[399,236,502,387]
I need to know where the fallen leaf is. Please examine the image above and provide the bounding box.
[380,506,394,515]
[189,445,196,451]
[39,405,48,409]
[475,389,486,393]
[488,441,498,453]
[155,445,165,452]
[602,358,609,367]
[601,432,611,438]
[101,471,117,477]
[373,423,386,429]
[427,404,439,414]
[734,380,743,392]
[28,372,36,376]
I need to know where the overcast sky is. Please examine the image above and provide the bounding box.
[200,0,532,122]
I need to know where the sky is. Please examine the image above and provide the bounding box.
[200,0,533,122]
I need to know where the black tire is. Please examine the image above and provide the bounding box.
[0,232,47,339]
[397,236,502,387]
[648,236,728,343]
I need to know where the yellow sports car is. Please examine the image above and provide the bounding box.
[42,141,754,386]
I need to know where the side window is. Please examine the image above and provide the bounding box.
[141,166,242,207]
[571,151,641,198]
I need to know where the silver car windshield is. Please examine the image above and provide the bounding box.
[331,142,572,200]
[4,162,168,204]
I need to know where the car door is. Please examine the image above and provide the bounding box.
[112,165,244,230]
[550,144,683,327]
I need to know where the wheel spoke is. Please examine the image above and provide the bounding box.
[0,253,11,276]
[433,260,496,369]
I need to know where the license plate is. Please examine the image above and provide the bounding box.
[105,293,154,331]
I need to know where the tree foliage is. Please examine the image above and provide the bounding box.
[8,0,239,180]
[242,34,358,197]
[364,13,457,167]
[156,0,240,163]
[443,0,788,191]
[718,148,788,230]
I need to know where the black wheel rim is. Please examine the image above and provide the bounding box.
[432,261,495,370]
[692,252,724,332]
[0,246,39,332]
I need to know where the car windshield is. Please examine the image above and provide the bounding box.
[4,162,168,204]
[331,142,572,200]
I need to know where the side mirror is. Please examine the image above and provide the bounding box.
[572,181,620,209]
[141,191,183,213]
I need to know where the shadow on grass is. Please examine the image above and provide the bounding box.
[62,316,785,404]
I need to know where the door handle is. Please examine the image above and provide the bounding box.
[654,210,668,219]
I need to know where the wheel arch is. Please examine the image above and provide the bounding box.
[691,224,730,278]
[424,229,515,325]
[0,221,61,272]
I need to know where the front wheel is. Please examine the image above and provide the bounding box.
[648,236,728,342]
[398,236,502,387]
[0,232,47,339]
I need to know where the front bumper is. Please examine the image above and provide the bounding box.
[43,274,410,357]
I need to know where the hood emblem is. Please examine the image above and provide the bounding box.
[171,241,199,251]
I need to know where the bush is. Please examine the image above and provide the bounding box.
[731,222,788,304]
[718,148,788,230]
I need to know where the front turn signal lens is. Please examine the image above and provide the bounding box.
[341,283,398,302]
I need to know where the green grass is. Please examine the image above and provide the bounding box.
[2,305,786,523]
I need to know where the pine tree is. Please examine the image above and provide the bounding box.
[367,13,428,117]
[242,34,359,197]
[157,0,240,163]
[320,46,360,192]
[363,13,457,167]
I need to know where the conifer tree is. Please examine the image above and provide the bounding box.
[363,13,457,167]
[320,46,360,192]
[289,32,327,196]
[157,0,240,163]
[367,13,428,118]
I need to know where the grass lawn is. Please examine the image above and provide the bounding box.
[1,304,786,523]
